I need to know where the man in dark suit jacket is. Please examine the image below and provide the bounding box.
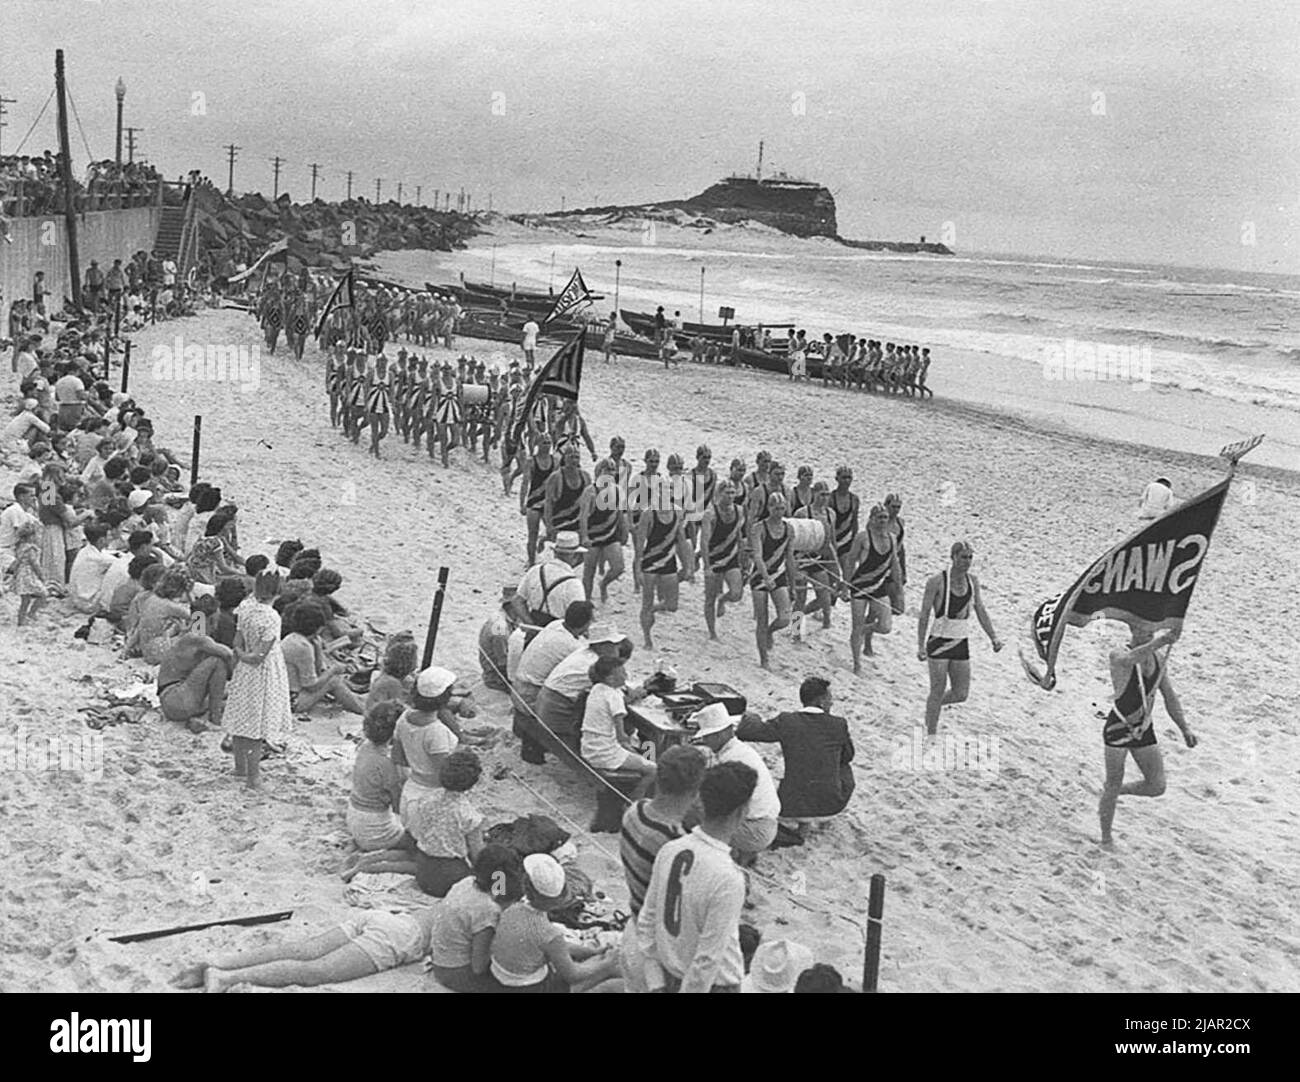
[736,676,854,837]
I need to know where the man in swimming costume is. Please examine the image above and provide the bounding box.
[520,433,558,566]
[749,491,797,669]
[700,480,746,640]
[579,459,628,602]
[544,443,591,545]
[1098,625,1196,848]
[633,501,693,649]
[845,503,900,673]
[883,492,907,615]
[916,541,1002,734]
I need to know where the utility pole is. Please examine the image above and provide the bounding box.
[396,181,403,205]
[124,127,143,163]
[223,143,240,195]
[488,192,493,214]
[114,77,125,167]
[308,162,321,201]
[433,189,439,212]
[55,51,82,311]
[345,170,354,200]
[0,94,16,156]
[375,178,382,203]
[270,155,285,199]
[415,184,422,206]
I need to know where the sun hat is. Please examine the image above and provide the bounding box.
[127,489,152,509]
[415,666,457,698]
[691,702,735,738]
[551,530,586,555]
[523,853,572,910]
[586,623,628,646]
[742,940,815,993]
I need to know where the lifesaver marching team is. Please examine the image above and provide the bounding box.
[250,276,1001,733]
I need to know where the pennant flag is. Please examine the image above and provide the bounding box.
[228,238,290,284]
[1021,476,1232,690]
[511,332,585,444]
[542,267,593,324]
[313,269,356,337]
[1218,433,1265,466]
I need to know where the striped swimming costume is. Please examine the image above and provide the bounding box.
[706,507,743,575]
[525,453,556,513]
[366,377,392,415]
[586,492,622,548]
[641,511,681,576]
[550,469,586,535]
[831,492,859,561]
[749,520,791,592]
[925,570,972,661]
[850,531,893,601]
[434,389,461,426]
[1102,658,1165,749]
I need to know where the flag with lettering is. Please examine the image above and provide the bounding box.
[228,238,290,284]
[542,267,593,324]
[313,269,355,337]
[1021,476,1230,690]
[511,332,585,445]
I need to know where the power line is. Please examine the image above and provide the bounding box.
[64,85,95,162]
[0,95,16,156]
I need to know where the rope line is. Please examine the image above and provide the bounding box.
[65,86,95,163]
[13,90,55,155]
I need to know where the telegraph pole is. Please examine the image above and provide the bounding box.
[433,189,439,212]
[374,178,382,204]
[270,155,286,199]
[345,170,354,200]
[124,127,143,163]
[55,51,82,310]
[223,143,240,195]
[0,94,17,156]
[415,184,422,206]
[396,181,403,205]
[308,162,321,201]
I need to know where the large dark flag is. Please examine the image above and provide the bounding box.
[542,267,593,324]
[313,269,356,337]
[511,332,585,445]
[1021,476,1232,690]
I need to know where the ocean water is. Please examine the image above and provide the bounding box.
[452,231,1300,416]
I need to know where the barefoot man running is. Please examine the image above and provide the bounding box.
[845,503,900,673]
[520,434,557,566]
[749,492,796,669]
[634,504,693,649]
[1098,625,1196,848]
[700,480,745,640]
[916,541,1002,734]
[579,460,628,603]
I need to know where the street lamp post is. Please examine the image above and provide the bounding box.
[114,77,125,168]
[614,259,621,320]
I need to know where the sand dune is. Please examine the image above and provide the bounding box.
[2,302,1296,993]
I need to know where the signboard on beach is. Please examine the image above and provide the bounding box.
[1022,476,1231,690]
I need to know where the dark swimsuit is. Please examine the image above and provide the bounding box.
[1102,658,1164,749]
[925,570,971,661]
[642,512,680,576]
[750,520,791,592]
[707,507,743,575]
[850,531,893,601]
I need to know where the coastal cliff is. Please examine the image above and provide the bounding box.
[538,177,952,253]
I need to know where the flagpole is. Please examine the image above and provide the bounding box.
[549,251,555,291]
[614,259,621,321]
[699,266,705,324]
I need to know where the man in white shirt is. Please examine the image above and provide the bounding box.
[1138,477,1175,520]
[521,319,539,365]
[637,759,757,993]
[53,367,86,428]
[690,703,781,862]
[2,399,50,447]
[0,483,40,576]
[512,601,594,763]
[15,337,41,383]
[69,523,117,614]
[95,528,155,614]
[516,531,587,624]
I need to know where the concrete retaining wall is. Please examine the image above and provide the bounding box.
[1,206,160,320]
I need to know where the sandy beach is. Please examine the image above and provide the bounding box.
[3,293,1297,994]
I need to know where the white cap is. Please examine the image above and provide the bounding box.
[127,489,152,509]
[587,623,627,646]
[415,666,457,698]
[523,853,566,899]
[691,702,734,738]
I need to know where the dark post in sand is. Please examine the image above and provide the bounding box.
[863,873,886,992]
[120,340,131,394]
[103,332,111,382]
[421,566,450,669]
[189,415,202,487]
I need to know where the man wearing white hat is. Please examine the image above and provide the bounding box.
[742,939,815,993]
[513,600,594,764]
[690,703,781,862]
[516,530,587,626]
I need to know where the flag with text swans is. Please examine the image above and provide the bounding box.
[1020,476,1231,690]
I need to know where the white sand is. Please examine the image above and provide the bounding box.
[1,300,1297,993]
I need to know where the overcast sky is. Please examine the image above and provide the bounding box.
[6,0,1297,272]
